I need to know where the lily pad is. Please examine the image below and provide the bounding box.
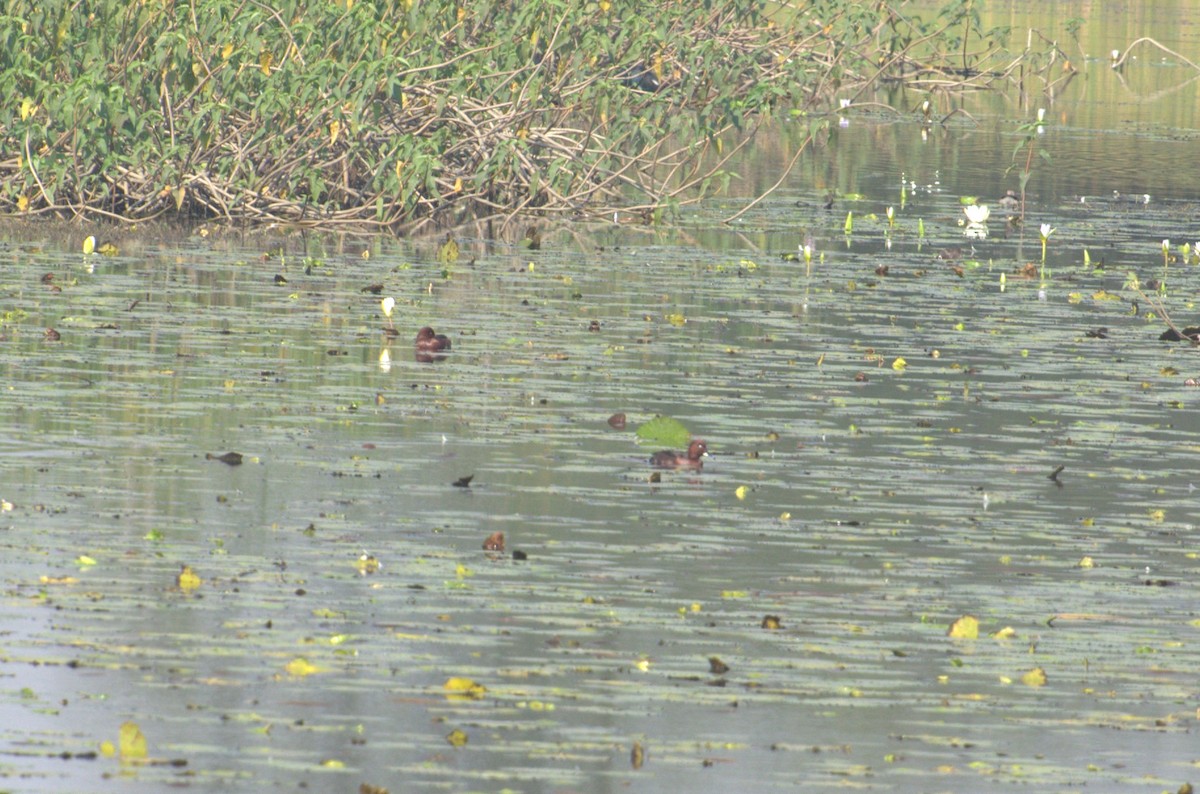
[635,416,691,447]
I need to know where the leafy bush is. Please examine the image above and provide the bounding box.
[0,0,1043,228]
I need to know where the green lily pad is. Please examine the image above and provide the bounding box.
[635,416,691,447]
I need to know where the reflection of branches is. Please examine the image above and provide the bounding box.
[1109,64,1200,106]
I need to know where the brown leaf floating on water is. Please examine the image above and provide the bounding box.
[761,615,782,630]
[206,452,243,466]
[452,475,474,488]
[607,412,627,429]
[482,531,505,551]
[708,656,730,675]
[44,328,61,341]
[361,284,384,294]
[631,741,645,770]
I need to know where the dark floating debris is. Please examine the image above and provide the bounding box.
[761,615,782,630]
[273,274,287,285]
[44,328,61,341]
[1049,464,1065,485]
[452,475,474,488]
[1159,326,1200,343]
[362,283,384,294]
[512,549,527,561]
[1084,327,1109,339]
[206,452,244,466]
[708,656,730,675]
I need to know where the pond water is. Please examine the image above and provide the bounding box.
[3,3,1200,793]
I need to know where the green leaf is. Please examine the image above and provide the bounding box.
[635,416,691,447]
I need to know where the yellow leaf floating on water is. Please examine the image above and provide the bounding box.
[666,313,686,327]
[735,485,748,500]
[320,758,345,768]
[355,554,381,575]
[176,565,202,593]
[991,626,1017,639]
[947,615,979,639]
[285,657,320,677]
[1021,667,1047,687]
[1148,509,1165,522]
[83,235,96,254]
[77,555,97,567]
[1077,556,1095,569]
[446,729,468,748]
[892,357,907,371]
[119,721,148,760]
[39,575,78,585]
[443,677,487,698]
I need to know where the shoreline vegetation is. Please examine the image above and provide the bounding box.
[0,0,1072,233]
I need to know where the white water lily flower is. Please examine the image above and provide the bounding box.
[1037,108,1046,123]
[963,204,990,224]
[1040,224,1055,242]
[381,296,396,317]
[1163,239,1170,253]
[886,206,895,221]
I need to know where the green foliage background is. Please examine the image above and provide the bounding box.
[0,0,1011,227]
